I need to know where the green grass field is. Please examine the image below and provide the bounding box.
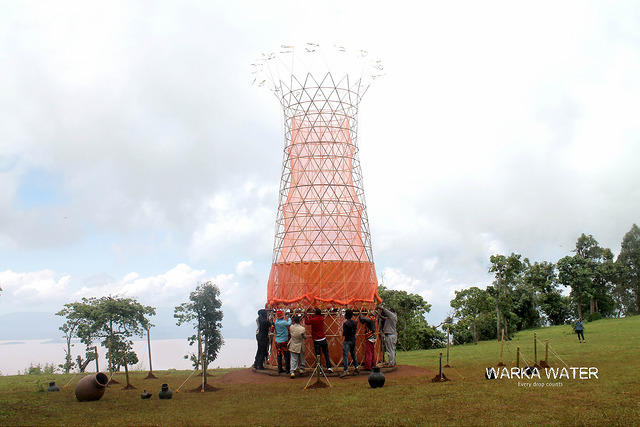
[1,316,638,426]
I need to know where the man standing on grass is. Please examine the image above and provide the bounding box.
[379,306,397,367]
[274,310,292,374]
[339,309,359,378]
[288,315,306,378]
[253,309,272,370]
[359,313,377,371]
[306,308,334,373]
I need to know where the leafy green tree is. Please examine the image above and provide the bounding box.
[55,306,84,373]
[58,296,155,388]
[521,261,569,325]
[377,285,432,351]
[557,255,592,319]
[450,287,494,343]
[407,316,446,350]
[511,281,540,330]
[175,282,224,388]
[575,234,616,316]
[488,253,525,339]
[616,224,640,315]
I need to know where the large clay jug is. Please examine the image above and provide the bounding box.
[75,372,109,402]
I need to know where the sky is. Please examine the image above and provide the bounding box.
[1,1,639,343]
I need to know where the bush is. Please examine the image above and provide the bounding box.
[586,312,603,322]
[22,363,58,375]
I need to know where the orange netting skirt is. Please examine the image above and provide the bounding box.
[266,260,381,309]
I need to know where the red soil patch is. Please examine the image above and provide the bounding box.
[304,380,329,389]
[217,365,435,385]
[430,373,450,382]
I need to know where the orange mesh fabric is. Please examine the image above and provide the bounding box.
[267,112,380,308]
[267,261,378,307]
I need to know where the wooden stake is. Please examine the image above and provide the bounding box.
[534,333,537,365]
[144,327,157,379]
[94,346,99,373]
[545,339,549,364]
[147,328,153,374]
[198,328,205,390]
[516,346,520,369]
[498,329,505,366]
[446,328,450,365]
[439,352,443,380]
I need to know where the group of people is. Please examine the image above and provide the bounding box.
[252,305,397,378]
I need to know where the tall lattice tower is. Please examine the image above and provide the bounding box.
[254,44,384,368]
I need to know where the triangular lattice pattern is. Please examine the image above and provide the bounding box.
[266,72,379,308]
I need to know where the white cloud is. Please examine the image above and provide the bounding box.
[189,183,276,262]
[0,269,70,301]
[72,263,208,305]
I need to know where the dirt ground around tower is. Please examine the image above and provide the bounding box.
[216,364,433,384]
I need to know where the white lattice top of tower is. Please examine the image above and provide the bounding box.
[252,43,384,116]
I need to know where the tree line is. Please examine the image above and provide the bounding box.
[447,224,639,344]
[55,281,223,386]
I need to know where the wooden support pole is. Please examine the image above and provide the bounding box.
[446,327,450,366]
[499,329,505,364]
[545,339,549,364]
[107,338,112,375]
[198,328,205,389]
[516,346,520,369]
[147,327,153,375]
[94,346,99,373]
[534,333,537,365]
[144,327,157,379]
[439,352,443,380]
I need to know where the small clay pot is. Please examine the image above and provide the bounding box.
[368,366,385,388]
[158,383,173,399]
[75,372,108,402]
[141,390,152,399]
[47,381,60,392]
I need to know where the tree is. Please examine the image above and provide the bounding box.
[174,282,224,389]
[450,287,494,343]
[377,285,433,351]
[557,255,592,319]
[58,296,155,388]
[55,305,87,374]
[488,253,525,339]
[521,261,569,325]
[573,234,616,317]
[616,224,640,315]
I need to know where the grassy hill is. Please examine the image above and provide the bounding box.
[0,316,638,426]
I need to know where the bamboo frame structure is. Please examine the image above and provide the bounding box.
[255,45,384,369]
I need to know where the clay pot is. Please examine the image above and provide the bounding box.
[47,381,60,392]
[141,390,152,399]
[158,383,173,399]
[75,372,108,402]
[368,366,385,388]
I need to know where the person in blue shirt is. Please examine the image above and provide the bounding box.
[274,310,292,374]
[575,318,585,343]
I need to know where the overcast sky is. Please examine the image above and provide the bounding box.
[1,1,639,341]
